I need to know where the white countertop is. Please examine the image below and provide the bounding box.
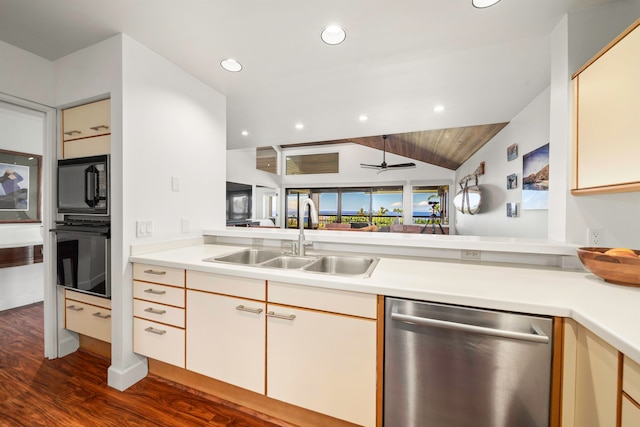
[130,243,640,365]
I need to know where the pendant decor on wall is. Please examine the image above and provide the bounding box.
[454,161,484,215]
[522,143,549,210]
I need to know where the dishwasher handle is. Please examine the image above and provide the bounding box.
[391,312,549,344]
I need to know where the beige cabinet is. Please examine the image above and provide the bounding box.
[623,356,640,427]
[185,271,266,393]
[132,263,185,368]
[64,289,111,343]
[266,281,377,427]
[572,19,640,194]
[62,99,111,158]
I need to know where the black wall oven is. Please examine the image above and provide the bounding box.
[51,219,111,298]
[57,155,109,215]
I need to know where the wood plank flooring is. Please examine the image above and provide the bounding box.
[0,303,293,427]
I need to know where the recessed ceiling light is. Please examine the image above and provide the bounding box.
[220,58,242,72]
[472,0,501,8]
[433,105,445,113]
[241,130,249,136]
[321,25,346,45]
[359,114,368,122]
[295,123,304,130]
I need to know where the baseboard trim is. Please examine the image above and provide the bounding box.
[107,357,148,391]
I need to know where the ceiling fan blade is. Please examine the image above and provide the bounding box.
[360,163,383,169]
[387,163,416,168]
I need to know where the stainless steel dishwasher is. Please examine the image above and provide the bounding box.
[384,297,553,427]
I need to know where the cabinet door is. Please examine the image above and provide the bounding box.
[186,290,265,394]
[63,135,110,158]
[622,395,640,427]
[133,318,184,368]
[62,99,110,141]
[267,304,377,427]
[574,24,640,191]
[574,325,619,427]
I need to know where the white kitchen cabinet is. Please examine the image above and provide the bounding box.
[62,99,111,158]
[622,396,640,427]
[64,289,111,343]
[266,282,377,427]
[571,19,640,194]
[133,263,185,368]
[186,290,265,394]
[622,356,640,427]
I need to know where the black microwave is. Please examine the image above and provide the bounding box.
[58,155,109,215]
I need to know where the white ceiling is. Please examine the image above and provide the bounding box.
[0,0,616,150]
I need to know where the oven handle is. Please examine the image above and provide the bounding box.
[50,228,110,237]
[84,165,98,208]
[391,312,549,344]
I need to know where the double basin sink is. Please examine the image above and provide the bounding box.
[204,248,378,278]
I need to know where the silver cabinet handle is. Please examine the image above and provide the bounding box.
[143,269,166,275]
[67,305,84,312]
[144,326,166,335]
[391,312,549,344]
[90,125,109,131]
[92,312,111,319]
[144,288,167,295]
[236,305,263,314]
[267,311,296,321]
[144,307,166,315]
[63,130,81,136]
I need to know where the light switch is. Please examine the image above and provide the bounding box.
[171,176,180,192]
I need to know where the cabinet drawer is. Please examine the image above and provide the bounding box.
[133,280,185,307]
[624,356,640,403]
[65,300,111,343]
[134,318,185,368]
[187,270,265,300]
[133,263,185,287]
[63,134,110,158]
[134,299,185,328]
[622,395,640,427]
[62,99,110,141]
[65,288,111,309]
[268,281,377,319]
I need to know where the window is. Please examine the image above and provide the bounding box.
[412,185,449,226]
[285,186,403,229]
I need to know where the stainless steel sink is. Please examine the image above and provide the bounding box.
[204,249,378,278]
[205,248,283,265]
[261,255,317,269]
[303,255,379,277]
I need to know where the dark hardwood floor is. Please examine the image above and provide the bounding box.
[0,303,292,427]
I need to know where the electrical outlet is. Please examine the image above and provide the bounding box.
[588,228,603,246]
[461,249,481,260]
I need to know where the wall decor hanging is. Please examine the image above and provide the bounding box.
[507,173,517,189]
[507,143,518,161]
[506,202,518,217]
[522,143,549,210]
[0,149,42,223]
[454,161,484,215]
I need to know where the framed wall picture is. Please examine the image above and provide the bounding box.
[522,143,550,210]
[0,149,42,223]
[506,202,518,217]
[507,173,518,189]
[507,143,518,161]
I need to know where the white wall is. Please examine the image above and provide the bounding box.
[0,40,53,106]
[455,88,551,238]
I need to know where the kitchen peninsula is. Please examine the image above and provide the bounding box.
[130,230,640,427]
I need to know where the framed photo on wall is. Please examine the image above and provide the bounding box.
[0,149,42,223]
[507,173,518,189]
[507,143,518,161]
[506,202,518,217]
[522,143,550,210]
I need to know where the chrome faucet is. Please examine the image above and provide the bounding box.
[298,198,319,256]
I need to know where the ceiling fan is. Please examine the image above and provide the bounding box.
[360,135,416,172]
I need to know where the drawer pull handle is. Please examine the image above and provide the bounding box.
[144,326,166,335]
[236,305,263,314]
[143,269,166,275]
[64,130,81,136]
[67,305,84,312]
[144,307,167,315]
[267,311,296,321]
[92,312,111,319]
[90,124,109,131]
[144,288,167,295]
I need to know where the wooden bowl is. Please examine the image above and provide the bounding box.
[577,247,640,287]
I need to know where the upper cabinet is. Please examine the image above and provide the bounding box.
[62,99,111,159]
[571,18,640,195]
